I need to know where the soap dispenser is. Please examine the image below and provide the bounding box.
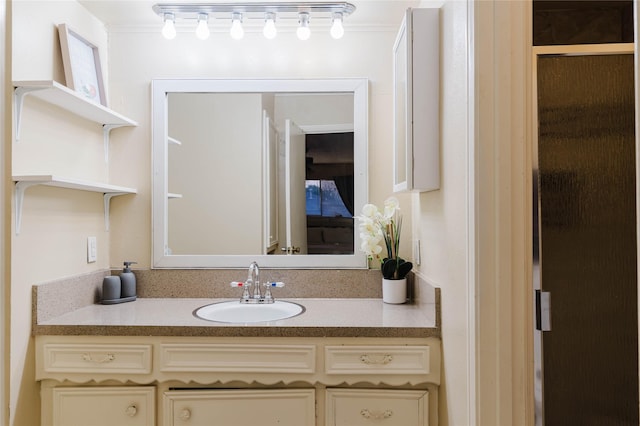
[120,261,138,300]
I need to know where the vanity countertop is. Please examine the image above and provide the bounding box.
[33,298,439,338]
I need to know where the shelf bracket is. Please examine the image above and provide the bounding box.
[103,192,129,231]
[14,180,45,235]
[14,87,46,141]
[103,124,127,163]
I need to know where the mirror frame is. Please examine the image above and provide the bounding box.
[152,78,369,269]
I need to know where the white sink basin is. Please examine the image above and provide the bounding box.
[194,300,305,323]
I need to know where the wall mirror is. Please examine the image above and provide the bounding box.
[152,79,369,268]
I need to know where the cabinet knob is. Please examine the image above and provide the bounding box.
[179,408,191,421]
[359,354,393,365]
[360,409,393,420]
[125,404,137,417]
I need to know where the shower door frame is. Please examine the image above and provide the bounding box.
[531,42,636,426]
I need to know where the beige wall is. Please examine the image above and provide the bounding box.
[1,1,8,424]
[11,2,109,424]
[414,0,472,424]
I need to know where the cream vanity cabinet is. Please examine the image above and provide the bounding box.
[392,8,440,193]
[36,336,441,426]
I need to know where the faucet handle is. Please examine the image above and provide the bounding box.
[262,282,284,301]
[231,280,252,300]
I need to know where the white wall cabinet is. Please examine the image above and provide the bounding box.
[392,8,440,192]
[36,336,441,426]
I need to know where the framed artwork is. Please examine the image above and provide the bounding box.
[58,23,107,106]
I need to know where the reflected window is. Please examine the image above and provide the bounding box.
[305,180,351,217]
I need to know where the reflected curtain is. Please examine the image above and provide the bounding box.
[333,176,354,215]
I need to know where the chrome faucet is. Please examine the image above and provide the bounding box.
[248,261,261,300]
[230,261,285,304]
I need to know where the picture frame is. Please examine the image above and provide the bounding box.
[58,23,107,106]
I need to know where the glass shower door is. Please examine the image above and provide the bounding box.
[534,49,638,426]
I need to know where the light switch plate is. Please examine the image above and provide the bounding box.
[87,236,97,263]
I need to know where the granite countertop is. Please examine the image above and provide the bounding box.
[34,298,439,338]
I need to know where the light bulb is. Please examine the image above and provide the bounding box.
[330,13,344,39]
[195,13,210,40]
[230,12,244,40]
[161,13,176,40]
[263,12,277,39]
[296,12,310,41]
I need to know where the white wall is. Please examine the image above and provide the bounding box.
[1,1,8,424]
[11,2,109,424]
[414,0,472,424]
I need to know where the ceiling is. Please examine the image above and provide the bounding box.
[78,0,425,29]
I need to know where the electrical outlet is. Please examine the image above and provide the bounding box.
[87,236,97,263]
[414,239,421,266]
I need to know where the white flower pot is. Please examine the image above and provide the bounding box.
[382,278,407,304]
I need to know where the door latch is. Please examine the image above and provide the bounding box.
[535,290,551,331]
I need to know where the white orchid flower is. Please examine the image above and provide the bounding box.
[383,197,400,219]
[361,203,379,217]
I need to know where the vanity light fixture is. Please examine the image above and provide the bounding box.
[195,13,210,40]
[161,12,176,39]
[152,2,356,40]
[230,12,245,40]
[296,12,311,40]
[263,12,277,39]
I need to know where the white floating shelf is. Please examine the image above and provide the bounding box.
[13,80,138,161]
[168,193,183,199]
[13,175,137,235]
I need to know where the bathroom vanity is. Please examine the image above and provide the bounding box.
[34,297,440,426]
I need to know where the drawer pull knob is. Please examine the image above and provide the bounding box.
[125,404,137,417]
[360,409,393,420]
[359,354,393,365]
[179,409,192,421]
[81,353,115,363]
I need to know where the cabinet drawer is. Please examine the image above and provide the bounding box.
[325,346,430,375]
[42,343,152,374]
[163,389,315,426]
[52,386,155,426]
[326,388,428,426]
[160,343,316,373]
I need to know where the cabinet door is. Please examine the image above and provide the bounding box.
[164,389,315,426]
[52,386,155,426]
[326,388,428,426]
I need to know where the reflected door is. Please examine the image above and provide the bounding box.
[284,119,308,255]
[534,48,637,425]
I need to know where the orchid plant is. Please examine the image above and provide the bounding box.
[356,197,413,280]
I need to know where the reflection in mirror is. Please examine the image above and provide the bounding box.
[152,79,368,268]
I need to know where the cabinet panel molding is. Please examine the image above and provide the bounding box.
[325,345,430,375]
[326,388,428,426]
[163,389,315,426]
[160,343,316,373]
[41,343,152,375]
[52,386,155,426]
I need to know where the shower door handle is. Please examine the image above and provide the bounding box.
[536,290,551,331]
